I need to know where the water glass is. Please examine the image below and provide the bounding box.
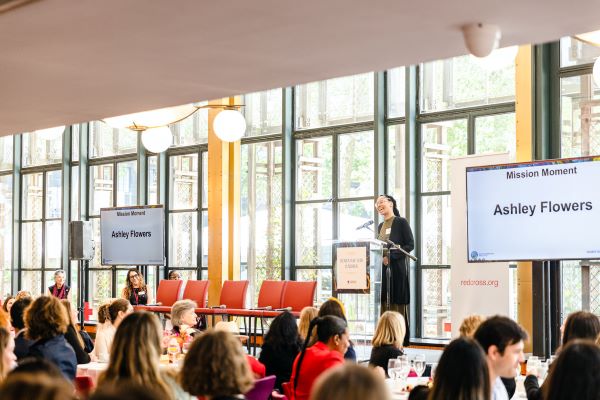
[182,342,191,355]
[414,354,426,377]
[526,356,540,377]
[387,359,399,380]
[430,363,438,380]
[396,355,411,381]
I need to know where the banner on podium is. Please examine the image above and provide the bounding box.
[333,242,370,294]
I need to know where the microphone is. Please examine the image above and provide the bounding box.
[384,239,399,248]
[355,220,374,230]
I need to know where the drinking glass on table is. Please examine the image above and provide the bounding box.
[430,363,438,380]
[414,354,426,377]
[396,355,411,382]
[388,359,399,380]
[182,341,192,355]
[526,356,540,377]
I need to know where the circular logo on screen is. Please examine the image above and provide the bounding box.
[470,251,478,259]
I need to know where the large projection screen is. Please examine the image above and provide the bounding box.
[100,205,165,265]
[466,156,600,262]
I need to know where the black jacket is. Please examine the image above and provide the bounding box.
[14,330,33,360]
[379,216,415,304]
[27,335,77,380]
[64,325,91,364]
[259,342,300,391]
[369,344,403,376]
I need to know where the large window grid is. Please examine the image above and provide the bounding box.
[87,155,138,308]
[558,37,600,322]
[0,136,13,296]
[166,148,208,281]
[18,128,65,296]
[416,54,516,338]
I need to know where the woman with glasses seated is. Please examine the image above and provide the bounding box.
[121,268,152,306]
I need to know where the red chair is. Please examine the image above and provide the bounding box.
[256,280,287,309]
[281,281,317,314]
[195,280,249,316]
[135,279,183,312]
[182,279,209,307]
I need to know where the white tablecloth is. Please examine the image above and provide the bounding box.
[386,377,429,400]
[77,361,178,384]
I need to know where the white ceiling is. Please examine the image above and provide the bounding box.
[0,0,598,136]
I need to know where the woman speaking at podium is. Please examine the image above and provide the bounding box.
[375,195,414,346]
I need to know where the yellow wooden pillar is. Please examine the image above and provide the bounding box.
[515,45,533,352]
[207,97,241,306]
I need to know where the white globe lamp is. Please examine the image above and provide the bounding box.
[141,126,173,153]
[213,109,246,142]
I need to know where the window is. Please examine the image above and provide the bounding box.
[22,130,63,167]
[386,124,406,214]
[420,55,515,112]
[387,67,406,118]
[560,36,600,68]
[244,89,283,137]
[21,171,62,295]
[241,140,283,302]
[475,113,517,160]
[167,152,208,279]
[90,122,137,158]
[170,103,209,147]
[295,73,374,129]
[0,175,12,295]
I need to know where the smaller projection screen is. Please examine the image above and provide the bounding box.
[100,205,165,265]
[466,156,600,262]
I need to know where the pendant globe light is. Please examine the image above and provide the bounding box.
[213,108,247,142]
[141,126,173,154]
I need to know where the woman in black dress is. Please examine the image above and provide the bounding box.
[375,195,414,347]
[121,268,152,306]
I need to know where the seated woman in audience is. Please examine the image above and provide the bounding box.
[168,270,182,280]
[0,327,16,382]
[290,315,349,400]
[318,298,356,361]
[525,310,600,400]
[60,300,91,364]
[180,329,254,400]
[542,340,600,400]
[368,311,405,376]
[15,291,32,301]
[2,296,14,314]
[298,306,318,342]
[169,299,200,341]
[95,299,132,362]
[24,296,77,380]
[0,372,76,400]
[458,314,485,338]
[98,311,191,400]
[121,268,152,306]
[310,363,389,400]
[428,337,490,400]
[47,269,70,300]
[10,297,33,359]
[259,311,303,391]
[214,320,266,378]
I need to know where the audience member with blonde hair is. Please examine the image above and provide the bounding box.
[98,311,191,400]
[24,296,77,380]
[60,300,91,364]
[0,328,16,382]
[310,363,390,400]
[368,311,406,376]
[180,329,254,399]
[459,314,485,337]
[298,306,318,342]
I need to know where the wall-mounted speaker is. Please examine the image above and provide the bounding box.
[69,221,94,260]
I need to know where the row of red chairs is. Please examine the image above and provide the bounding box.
[136,279,317,316]
[135,279,317,353]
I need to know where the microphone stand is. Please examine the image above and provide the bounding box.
[384,239,418,312]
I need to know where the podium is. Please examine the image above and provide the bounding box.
[332,239,383,359]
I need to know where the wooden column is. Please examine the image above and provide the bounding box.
[515,45,533,352]
[207,97,241,306]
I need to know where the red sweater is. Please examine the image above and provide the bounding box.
[289,342,344,400]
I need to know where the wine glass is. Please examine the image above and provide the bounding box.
[182,341,192,355]
[387,359,399,380]
[414,354,426,377]
[396,355,411,383]
[430,363,438,380]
